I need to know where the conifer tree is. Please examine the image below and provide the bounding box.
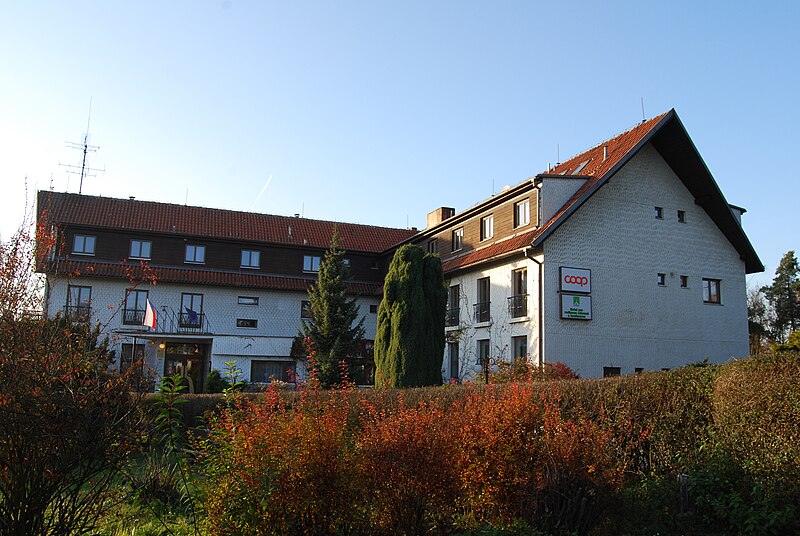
[301,228,365,387]
[374,244,447,387]
[762,250,800,343]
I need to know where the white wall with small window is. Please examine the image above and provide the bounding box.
[542,143,748,377]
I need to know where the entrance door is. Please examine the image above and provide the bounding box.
[164,343,207,393]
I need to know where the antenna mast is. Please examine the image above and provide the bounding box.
[60,98,104,194]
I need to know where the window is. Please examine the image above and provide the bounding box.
[370,261,380,270]
[677,210,686,223]
[238,296,259,305]
[680,275,688,288]
[657,273,666,286]
[185,244,205,264]
[301,300,312,319]
[603,366,621,378]
[72,234,96,255]
[66,285,92,321]
[120,343,146,372]
[427,239,438,254]
[480,214,494,241]
[703,278,721,304]
[236,318,258,328]
[655,206,664,219]
[241,250,260,269]
[514,199,530,228]
[446,285,460,326]
[123,289,148,325]
[635,367,644,374]
[512,336,527,360]
[343,258,350,268]
[303,255,321,272]
[475,277,490,323]
[448,342,459,381]
[251,360,296,383]
[369,304,378,314]
[510,268,528,317]
[180,293,203,327]
[451,228,464,252]
[129,239,151,259]
[477,339,490,365]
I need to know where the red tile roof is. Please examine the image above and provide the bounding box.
[38,191,416,254]
[442,230,538,272]
[48,259,384,296]
[531,112,670,245]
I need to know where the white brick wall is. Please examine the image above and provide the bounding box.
[443,256,539,381]
[46,277,380,384]
[542,143,749,377]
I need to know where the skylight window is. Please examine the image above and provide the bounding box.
[572,159,591,174]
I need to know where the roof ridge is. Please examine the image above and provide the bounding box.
[546,111,670,173]
[38,190,414,233]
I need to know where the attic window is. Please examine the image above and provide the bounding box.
[572,159,591,174]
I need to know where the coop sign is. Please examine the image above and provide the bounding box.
[560,267,591,293]
[561,294,592,320]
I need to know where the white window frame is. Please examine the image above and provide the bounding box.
[72,234,96,255]
[452,228,464,252]
[303,255,321,273]
[480,214,494,241]
[514,199,530,228]
[129,239,152,260]
[241,249,260,269]
[238,296,259,306]
[185,244,206,264]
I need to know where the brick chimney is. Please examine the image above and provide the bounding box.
[426,207,455,229]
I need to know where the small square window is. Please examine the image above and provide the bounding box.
[301,300,312,319]
[452,228,464,252]
[303,255,321,272]
[73,234,96,255]
[480,215,494,241]
[236,318,258,328]
[185,244,205,264]
[369,304,378,314]
[241,250,260,269]
[655,206,664,219]
[343,258,350,267]
[677,210,686,223]
[603,366,621,378]
[680,275,688,288]
[514,199,530,228]
[130,239,151,259]
[657,273,666,286]
[238,296,259,306]
[635,367,644,374]
[703,278,721,304]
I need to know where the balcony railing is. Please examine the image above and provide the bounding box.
[179,311,206,330]
[122,308,145,325]
[65,305,91,323]
[445,307,460,327]
[508,294,528,318]
[473,302,491,323]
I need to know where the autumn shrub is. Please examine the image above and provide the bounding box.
[490,360,578,383]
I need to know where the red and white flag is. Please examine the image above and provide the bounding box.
[143,299,157,329]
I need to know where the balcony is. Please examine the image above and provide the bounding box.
[65,305,91,323]
[473,302,491,323]
[122,308,145,326]
[445,307,460,327]
[178,311,206,331]
[508,294,528,318]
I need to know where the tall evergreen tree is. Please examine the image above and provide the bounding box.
[301,228,365,388]
[762,250,800,343]
[374,244,447,388]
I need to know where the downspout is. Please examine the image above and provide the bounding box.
[524,247,544,368]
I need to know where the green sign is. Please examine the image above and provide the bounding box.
[561,294,592,320]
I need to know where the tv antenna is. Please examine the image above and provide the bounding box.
[59,98,105,194]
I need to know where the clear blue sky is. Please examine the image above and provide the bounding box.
[1,1,796,287]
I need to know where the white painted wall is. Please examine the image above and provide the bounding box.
[45,276,380,384]
[443,255,539,382]
[539,177,588,225]
[542,143,749,377]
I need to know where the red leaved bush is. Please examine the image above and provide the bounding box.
[198,381,628,535]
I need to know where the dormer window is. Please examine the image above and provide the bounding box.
[452,228,464,252]
[130,239,151,260]
[72,234,96,255]
[480,215,494,241]
[514,199,530,228]
[241,249,260,269]
[185,244,205,264]
[303,255,321,273]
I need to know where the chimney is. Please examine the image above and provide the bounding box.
[426,207,455,229]
[603,145,608,161]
